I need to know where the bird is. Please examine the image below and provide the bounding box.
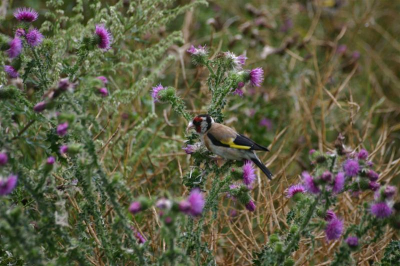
[186,114,273,179]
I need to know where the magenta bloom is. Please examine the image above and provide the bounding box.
[325,210,337,221]
[96,76,108,84]
[135,231,146,244]
[237,55,247,65]
[332,172,345,194]
[242,161,256,188]
[367,170,379,182]
[345,236,359,247]
[320,171,332,182]
[0,175,18,196]
[187,45,207,55]
[95,24,112,50]
[26,28,43,47]
[0,153,8,166]
[33,101,46,112]
[232,88,244,97]
[343,159,360,177]
[98,88,108,97]
[47,156,55,165]
[369,181,380,191]
[129,201,142,214]
[151,84,166,102]
[187,188,205,216]
[182,145,195,154]
[7,37,22,58]
[249,68,264,87]
[57,122,69,137]
[155,198,172,210]
[383,185,397,200]
[14,7,38,22]
[178,200,191,213]
[371,202,392,218]
[302,171,320,194]
[15,28,25,37]
[358,149,368,160]
[325,218,344,241]
[259,118,272,131]
[4,65,19,78]
[245,200,256,212]
[59,145,68,155]
[336,44,347,54]
[309,149,316,155]
[286,184,305,198]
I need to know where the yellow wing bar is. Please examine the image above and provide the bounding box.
[220,138,251,150]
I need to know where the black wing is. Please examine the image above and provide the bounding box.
[233,134,269,151]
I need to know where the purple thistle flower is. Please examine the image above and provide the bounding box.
[302,171,320,194]
[332,172,345,194]
[245,200,256,212]
[47,156,55,165]
[383,185,397,200]
[325,218,344,241]
[367,161,373,167]
[325,210,337,221]
[96,76,108,84]
[59,145,68,155]
[242,161,256,188]
[369,181,380,191]
[358,149,368,160]
[367,170,379,182]
[57,122,69,137]
[98,87,108,97]
[26,28,43,47]
[259,118,272,131]
[129,201,142,214]
[7,37,22,58]
[57,78,72,91]
[309,149,316,155]
[4,65,19,78]
[0,175,18,196]
[187,188,205,216]
[371,202,392,218]
[286,184,305,198]
[0,153,8,166]
[33,101,46,112]
[187,45,207,55]
[232,88,244,97]
[343,159,360,177]
[321,171,333,182]
[249,68,264,87]
[182,144,195,154]
[14,7,38,22]
[135,231,146,244]
[237,55,247,65]
[345,236,359,247]
[15,28,25,37]
[151,84,166,102]
[95,24,113,50]
[178,200,191,213]
[155,198,172,210]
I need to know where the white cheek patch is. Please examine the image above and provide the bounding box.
[201,121,208,133]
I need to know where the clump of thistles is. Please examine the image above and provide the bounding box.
[94,24,113,50]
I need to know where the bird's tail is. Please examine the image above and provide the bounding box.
[251,158,273,180]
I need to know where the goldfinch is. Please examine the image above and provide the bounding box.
[186,114,273,179]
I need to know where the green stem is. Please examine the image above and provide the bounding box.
[279,194,321,262]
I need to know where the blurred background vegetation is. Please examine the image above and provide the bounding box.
[1,0,399,265]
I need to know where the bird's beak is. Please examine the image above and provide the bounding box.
[186,121,194,133]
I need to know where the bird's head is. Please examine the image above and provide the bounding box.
[186,114,214,134]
